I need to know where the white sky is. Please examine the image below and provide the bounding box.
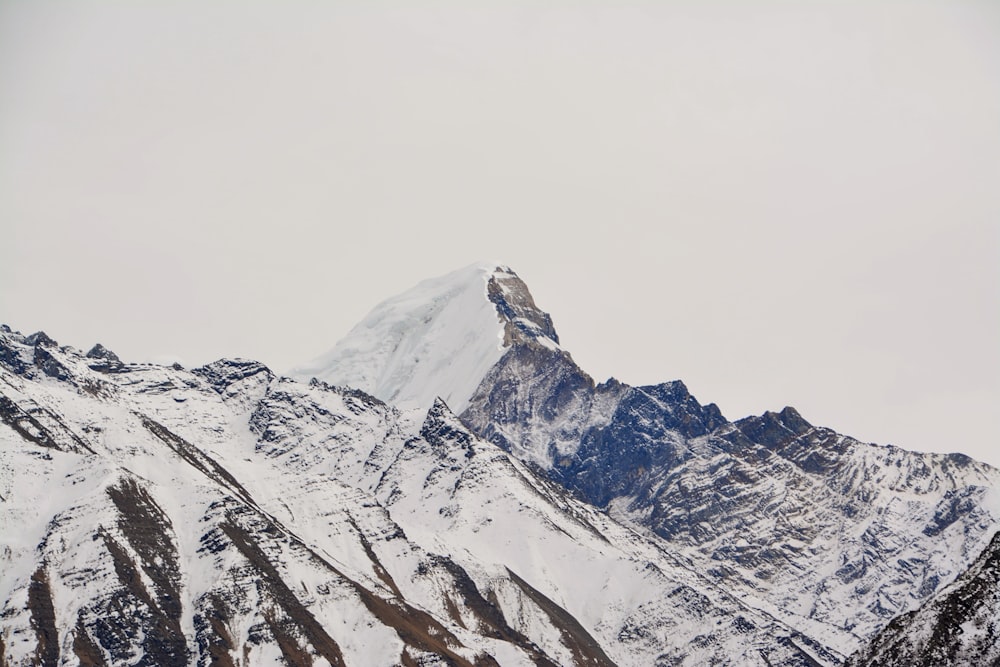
[1,1,998,466]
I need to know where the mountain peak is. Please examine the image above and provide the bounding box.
[420,397,476,451]
[485,266,559,346]
[291,263,560,413]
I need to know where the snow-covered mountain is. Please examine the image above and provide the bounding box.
[466,352,1000,647]
[2,263,998,666]
[292,262,1000,662]
[1,327,833,666]
[290,262,561,414]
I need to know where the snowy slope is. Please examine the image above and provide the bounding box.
[0,330,551,665]
[1,334,525,666]
[291,262,561,414]
[0,326,838,666]
[371,400,842,666]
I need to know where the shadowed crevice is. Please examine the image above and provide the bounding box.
[28,568,59,667]
[505,568,617,667]
[139,415,256,506]
[219,518,347,667]
[437,558,560,667]
[73,617,109,667]
[0,395,95,454]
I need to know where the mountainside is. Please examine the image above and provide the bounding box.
[295,263,1000,659]
[846,529,1000,666]
[317,262,998,650]
[465,340,1000,647]
[2,263,998,666]
[1,326,837,666]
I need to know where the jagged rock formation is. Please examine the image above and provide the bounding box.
[846,530,1000,667]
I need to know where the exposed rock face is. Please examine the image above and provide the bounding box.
[85,344,120,363]
[847,530,1000,667]
[85,344,124,373]
[462,343,611,468]
[485,267,559,345]
[555,380,727,507]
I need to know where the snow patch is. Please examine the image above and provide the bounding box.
[291,263,510,413]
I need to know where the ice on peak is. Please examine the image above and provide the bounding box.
[291,263,560,413]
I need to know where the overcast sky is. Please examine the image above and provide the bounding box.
[1,1,997,466]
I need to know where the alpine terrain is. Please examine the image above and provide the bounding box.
[2,262,997,666]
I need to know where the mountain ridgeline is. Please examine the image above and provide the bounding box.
[1,263,997,666]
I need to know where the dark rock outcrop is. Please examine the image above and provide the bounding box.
[847,530,1000,667]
